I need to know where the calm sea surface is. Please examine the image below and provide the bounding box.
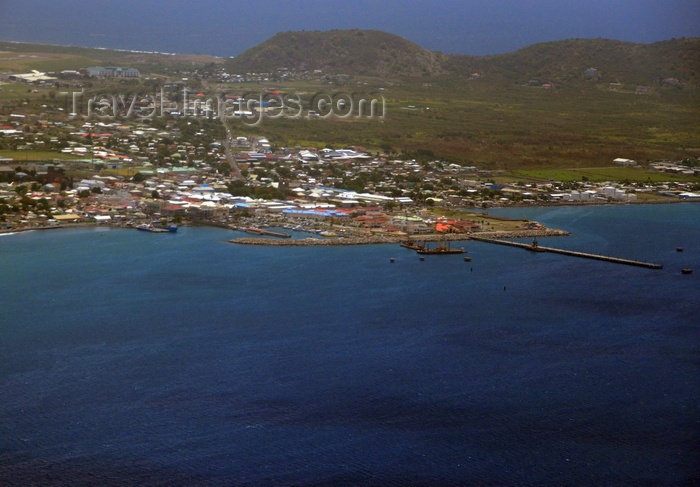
[1,204,698,486]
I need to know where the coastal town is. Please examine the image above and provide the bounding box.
[0,120,698,237]
[1,12,699,487]
[1,65,699,237]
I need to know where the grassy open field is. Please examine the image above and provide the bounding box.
[0,150,81,162]
[508,166,698,183]
[0,51,97,73]
[0,82,50,101]
[225,77,699,169]
[0,41,222,75]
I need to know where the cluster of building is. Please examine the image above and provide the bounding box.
[648,161,699,176]
[5,66,141,86]
[549,186,637,202]
[211,67,350,85]
[2,138,699,233]
[0,164,481,235]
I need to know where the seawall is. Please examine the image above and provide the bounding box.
[229,229,569,246]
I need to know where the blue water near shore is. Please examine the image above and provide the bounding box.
[1,204,698,486]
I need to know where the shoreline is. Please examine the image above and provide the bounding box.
[3,198,696,238]
[0,222,102,235]
[0,221,570,245]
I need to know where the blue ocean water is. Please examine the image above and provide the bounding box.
[1,204,698,486]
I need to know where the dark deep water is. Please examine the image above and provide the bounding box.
[1,204,698,486]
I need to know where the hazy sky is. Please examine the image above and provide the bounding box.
[1,0,698,56]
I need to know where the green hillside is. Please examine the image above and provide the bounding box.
[225,29,448,78]
[464,37,700,86]
[226,30,700,87]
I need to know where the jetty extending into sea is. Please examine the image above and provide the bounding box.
[470,236,663,269]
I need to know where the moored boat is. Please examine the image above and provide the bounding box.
[416,241,465,255]
[136,224,170,233]
[154,223,178,232]
[399,239,424,251]
[526,238,546,252]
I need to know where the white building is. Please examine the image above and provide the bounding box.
[86,66,141,78]
[613,158,637,166]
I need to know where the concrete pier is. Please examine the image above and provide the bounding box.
[471,237,663,269]
[244,227,291,238]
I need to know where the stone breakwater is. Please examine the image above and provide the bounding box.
[472,229,570,239]
[229,229,570,246]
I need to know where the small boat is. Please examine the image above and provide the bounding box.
[676,247,685,252]
[681,268,693,274]
[399,239,424,251]
[526,238,546,252]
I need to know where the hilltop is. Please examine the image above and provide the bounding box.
[460,37,700,86]
[225,30,448,78]
[225,30,700,86]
